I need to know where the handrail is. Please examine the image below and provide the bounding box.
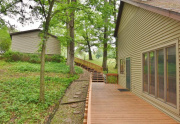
[106,73,118,84]
[74,57,103,73]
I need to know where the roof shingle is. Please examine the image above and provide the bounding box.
[132,0,180,13]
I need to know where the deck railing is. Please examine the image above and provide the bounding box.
[106,73,118,84]
[74,57,103,73]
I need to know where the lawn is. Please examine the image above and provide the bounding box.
[0,61,82,123]
[86,57,117,74]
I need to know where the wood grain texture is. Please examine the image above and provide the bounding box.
[90,83,178,124]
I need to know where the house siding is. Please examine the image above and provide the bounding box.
[11,31,60,54]
[118,3,180,121]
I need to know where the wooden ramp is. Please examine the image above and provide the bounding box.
[90,83,178,124]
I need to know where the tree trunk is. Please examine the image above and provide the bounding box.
[85,30,93,60]
[40,40,46,102]
[102,37,107,71]
[87,39,93,60]
[67,45,70,65]
[66,22,70,65]
[69,0,76,75]
[102,0,108,71]
[66,0,70,66]
[39,0,55,103]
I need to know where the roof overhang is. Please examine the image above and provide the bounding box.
[114,0,180,37]
[10,29,58,39]
[114,1,124,37]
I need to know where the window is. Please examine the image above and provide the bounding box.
[166,46,176,105]
[143,53,148,92]
[143,45,177,106]
[149,52,155,95]
[157,49,164,99]
[120,59,124,74]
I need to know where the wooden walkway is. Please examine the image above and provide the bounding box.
[90,83,178,124]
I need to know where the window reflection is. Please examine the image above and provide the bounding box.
[149,52,155,95]
[157,49,164,99]
[143,53,148,92]
[166,46,176,106]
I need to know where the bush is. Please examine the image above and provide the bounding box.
[29,54,41,63]
[3,51,65,63]
[52,54,66,62]
[3,51,23,62]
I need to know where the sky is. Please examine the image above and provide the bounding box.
[3,16,41,31]
[2,0,42,31]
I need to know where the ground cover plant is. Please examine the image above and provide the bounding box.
[0,60,82,123]
[3,51,66,63]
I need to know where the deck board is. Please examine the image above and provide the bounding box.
[90,83,178,124]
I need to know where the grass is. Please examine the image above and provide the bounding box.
[10,62,83,74]
[0,61,82,123]
[85,57,117,74]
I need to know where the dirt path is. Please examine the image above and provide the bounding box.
[51,69,90,124]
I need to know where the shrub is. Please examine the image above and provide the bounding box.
[3,51,65,63]
[29,54,41,63]
[3,51,23,62]
[51,54,66,63]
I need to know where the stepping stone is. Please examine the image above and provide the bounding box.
[64,118,72,123]
[75,91,81,95]
[68,99,75,102]
[73,111,80,114]
[73,95,79,98]
[71,104,78,108]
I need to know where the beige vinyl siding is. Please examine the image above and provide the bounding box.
[117,3,180,120]
[12,31,40,54]
[46,36,61,55]
[11,31,60,54]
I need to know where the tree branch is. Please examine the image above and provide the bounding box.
[37,0,47,19]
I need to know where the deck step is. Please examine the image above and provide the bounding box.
[75,63,105,83]
[92,80,104,82]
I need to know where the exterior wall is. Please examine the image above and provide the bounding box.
[11,31,60,54]
[117,3,180,121]
[46,35,61,55]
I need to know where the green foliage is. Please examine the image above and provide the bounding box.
[0,61,82,123]
[29,54,41,63]
[0,27,11,52]
[10,61,82,74]
[3,51,22,61]
[95,49,103,59]
[86,56,117,73]
[107,75,118,84]
[3,51,65,63]
[0,76,78,123]
[107,46,116,59]
[45,54,66,63]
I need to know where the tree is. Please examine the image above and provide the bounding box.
[68,0,76,74]
[0,26,11,52]
[102,0,108,71]
[113,0,118,69]
[35,0,55,102]
[85,0,115,71]
[75,10,100,60]
[17,0,62,102]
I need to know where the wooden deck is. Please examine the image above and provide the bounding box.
[90,83,178,124]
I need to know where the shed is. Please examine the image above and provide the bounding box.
[115,0,180,122]
[10,29,61,55]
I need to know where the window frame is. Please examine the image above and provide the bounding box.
[120,59,125,74]
[141,40,179,113]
